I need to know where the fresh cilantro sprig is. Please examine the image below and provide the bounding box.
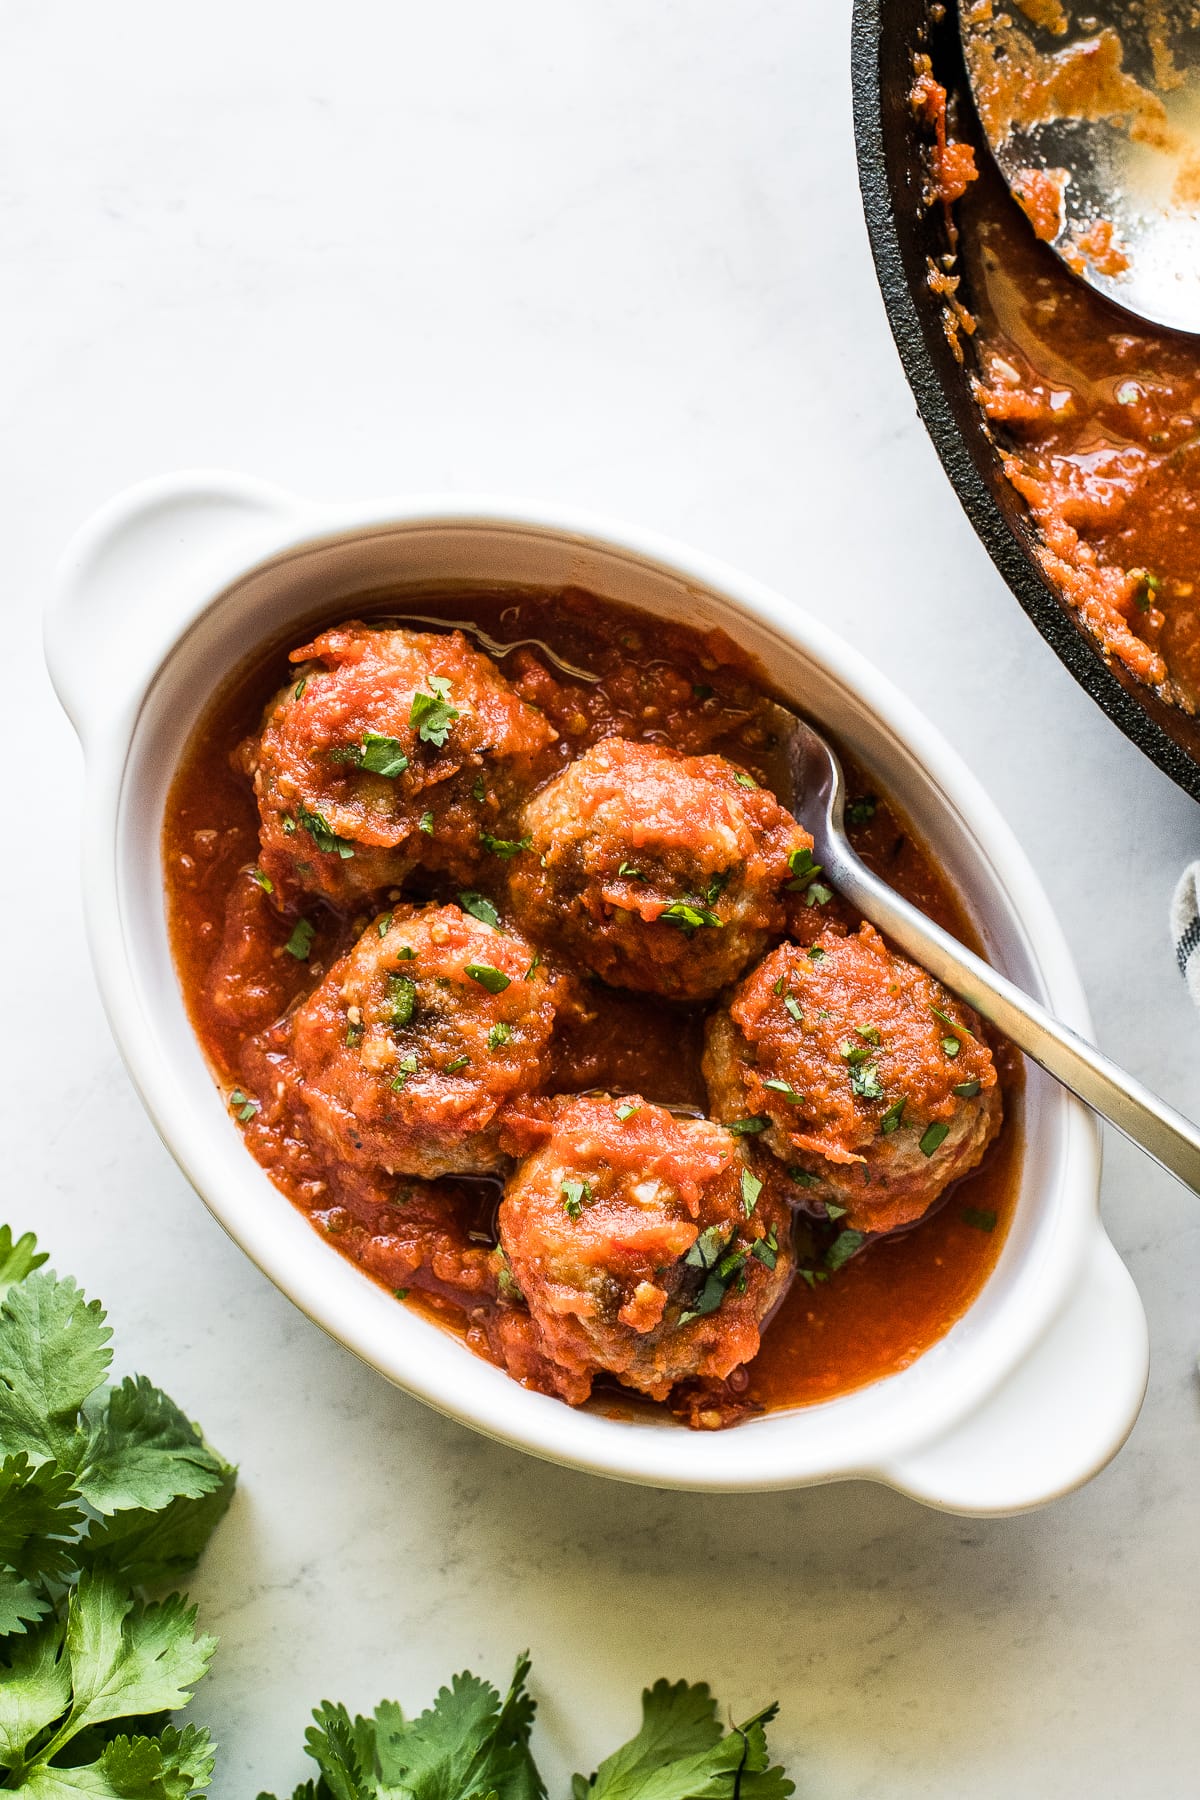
[0,1227,233,1799]
[258,1661,792,1800]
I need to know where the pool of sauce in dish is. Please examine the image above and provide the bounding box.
[163,586,1021,1418]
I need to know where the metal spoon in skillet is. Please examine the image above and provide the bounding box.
[960,0,1200,335]
[769,701,1200,1194]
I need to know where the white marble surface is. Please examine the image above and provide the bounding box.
[4,1,1199,1793]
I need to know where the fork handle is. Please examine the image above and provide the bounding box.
[824,839,1200,1195]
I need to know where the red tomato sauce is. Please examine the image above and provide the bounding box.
[163,588,1021,1419]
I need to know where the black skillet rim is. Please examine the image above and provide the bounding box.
[849,0,1200,806]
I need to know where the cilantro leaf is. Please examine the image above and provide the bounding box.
[13,1723,216,1799]
[61,1574,216,1738]
[374,1655,544,1800]
[82,1457,236,1591]
[658,903,723,935]
[357,732,409,779]
[409,678,460,748]
[0,1616,72,1765]
[0,1228,48,1302]
[76,1378,227,1518]
[458,892,502,931]
[0,1272,112,1468]
[0,1570,49,1637]
[575,1681,793,1800]
[0,1453,85,1588]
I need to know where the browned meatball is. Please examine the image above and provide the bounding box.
[703,925,1002,1234]
[493,1095,792,1405]
[286,902,566,1179]
[507,736,810,999]
[244,623,557,903]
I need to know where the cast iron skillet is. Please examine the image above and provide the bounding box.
[851,0,1200,803]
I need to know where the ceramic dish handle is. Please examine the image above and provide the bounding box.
[881,1233,1148,1514]
[46,470,300,746]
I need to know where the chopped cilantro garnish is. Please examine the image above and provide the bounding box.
[284,917,316,961]
[727,1116,767,1135]
[855,1024,881,1045]
[929,1003,973,1038]
[418,810,435,834]
[377,912,393,937]
[659,901,724,934]
[762,1077,805,1105]
[466,962,511,994]
[783,994,804,1024]
[480,830,532,859]
[472,773,487,802]
[807,946,826,962]
[880,1095,906,1134]
[740,1168,762,1214]
[618,861,647,881]
[824,1201,847,1219]
[386,974,417,1027]
[845,794,878,826]
[459,890,502,930]
[733,771,758,789]
[953,1078,982,1099]
[849,1061,884,1101]
[561,1178,592,1219]
[786,847,824,892]
[615,1101,640,1121]
[751,1229,779,1270]
[391,1053,418,1091]
[705,870,732,905]
[1133,568,1162,612]
[942,1036,960,1057]
[803,882,833,908]
[919,1120,950,1156]
[345,1019,364,1048]
[962,1206,997,1231]
[523,952,542,980]
[393,1287,410,1300]
[788,1165,818,1188]
[293,675,308,699]
[292,803,354,859]
[826,1228,865,1272]
[249,866,274,893]
[839,1039,871,1067]
[488,1022,512,1050]
[409,674,459,746]
[445,1053,471,1074]
[685,1225,729,1272]
[230,1089,259,1123]
[358,731,409,777]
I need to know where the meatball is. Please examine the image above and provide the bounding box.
[508,736,810,999]
[494,1095,792,1405]
[244,622,557,903]
[703,925,1002,1234]
[286,902,566,1179]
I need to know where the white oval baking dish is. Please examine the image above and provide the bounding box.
[45,471,1149,1512]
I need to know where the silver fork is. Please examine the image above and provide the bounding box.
[769,703,1200,1195]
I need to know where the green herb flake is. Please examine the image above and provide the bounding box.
[733,771,758,789]
[786,847,824,892]
[409,674,460,747]
[285,917,316,961]
[466,962,511,995]
[962,1206,997,1232]
[249,867,274,894]
[472,773,487,802]
[839,1039,871,1066]
[855,1024,881,1045]
[845,794,878,826]
[740,1168,763,1214]
[391,1053,418,1091]
[617,861,647,881]
[480,829,532,859]
[523,952,542,980]
[615,1101,640,1121]
[393,1287,410,1300]
[345,1020,364,1048]
[377,912,393,938]
[880,1095,907,1135]
[387,974,417,1027]
[293,803,354,860]
[229,1089,259,1123]
[920,1120,951,1157]
[561,1178,591,1219]
[929,1002,973,1038]
[783,994,804,1024]
[293,675,308,699]
[953,1078,982,1099]
[751,1229,779,1270]
[804,882,833,908]
[659,901,724,934]
[788,1165,818,1188]
[807,946,826,962]
[825,1201,848,1219]
[942,1036,961,1058]
[445,1053,471,1074]
[826,1228,866,1272]
[459,890,502,930]
[762,1077,805,1106]
[357,731,410,778]
[488,1022,512,1051]
[849,1061,884,1101]
[418,810,435,835]
[727,1116,767,1136]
